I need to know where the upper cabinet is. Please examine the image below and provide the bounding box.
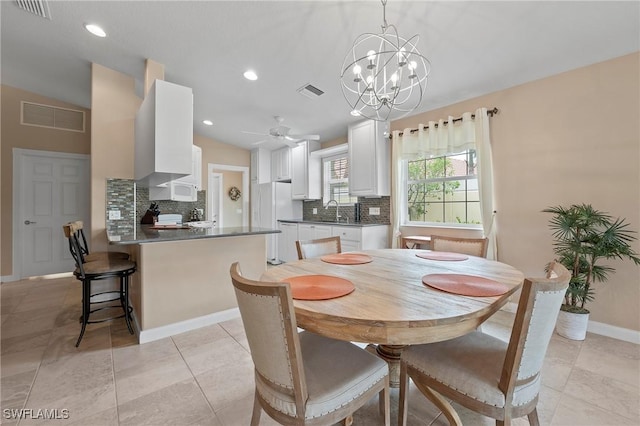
[251,148,271,184]
[291,141,321,200]
[135,80,193,187]
[348,120,390,197]
[271,147,292,182]
[149,145,201,202]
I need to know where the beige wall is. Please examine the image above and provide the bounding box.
[213,170,244,227]
[194,133,250,191]
[91,64,141,252]
[0,85,91,276]
[392,52,640,331]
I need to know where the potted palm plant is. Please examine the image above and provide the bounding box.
[543,204,640,340]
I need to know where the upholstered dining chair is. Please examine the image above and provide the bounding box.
[295,236,341,260]
[398,261,571,426]
[230,262,390,426]
[68,220,129,262]
[430,235,488,258]
[63,223,136,347]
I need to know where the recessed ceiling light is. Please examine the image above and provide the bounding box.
[84,23,106,37]
[243,70,258,81]
[202,120,213,126]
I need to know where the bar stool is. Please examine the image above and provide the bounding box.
[63,223,136,347]
[68,220,129,262]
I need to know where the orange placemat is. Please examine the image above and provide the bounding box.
[416,251,469,261]
[321,253,373,265]
[285,275,355,300]
[422,274,509,297]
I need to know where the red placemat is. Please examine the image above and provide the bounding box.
[416,251,469,261]
[285,275,355,300]
[422,274,509,297]
[321,253,373,265]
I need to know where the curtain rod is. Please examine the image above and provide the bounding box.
[391,107,499,138]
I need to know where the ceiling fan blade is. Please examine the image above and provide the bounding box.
[286,134,320,141]
[251,139,269,145]
[242,130,269,136]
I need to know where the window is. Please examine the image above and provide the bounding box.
[323,154,358,205]
[403,150,481,227]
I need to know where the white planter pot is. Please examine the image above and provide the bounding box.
[556,310,589,340]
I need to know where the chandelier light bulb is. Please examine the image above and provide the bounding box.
[367,50,377,61]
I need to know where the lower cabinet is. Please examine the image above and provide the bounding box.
[278,222,389,262]
[298,224,332,241]
[332,225,389,252]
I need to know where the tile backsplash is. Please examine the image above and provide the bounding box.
[302,197,390,224]
[105,178,206,233]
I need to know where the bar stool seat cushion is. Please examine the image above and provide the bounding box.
[75,258,136,276]
[84,251,130,262]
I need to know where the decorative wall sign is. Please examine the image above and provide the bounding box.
[228,186,241,201]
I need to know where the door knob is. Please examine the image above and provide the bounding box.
[24,220,37,225]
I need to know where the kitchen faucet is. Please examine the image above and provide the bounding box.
[324,199,340,222]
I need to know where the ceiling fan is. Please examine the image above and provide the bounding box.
[243,116,320,147]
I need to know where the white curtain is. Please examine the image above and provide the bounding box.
[391,107,497,259]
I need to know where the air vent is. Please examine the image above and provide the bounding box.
[21,102,85,132]
[297,83,324,99]
[15,0,51,19]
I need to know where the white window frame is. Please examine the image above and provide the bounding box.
[401,150,482,230]
[322,152,358,206]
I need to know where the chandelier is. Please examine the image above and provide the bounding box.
[340,0,431,122]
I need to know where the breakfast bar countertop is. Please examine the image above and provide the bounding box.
[107,225,280,245]
[278,219,389,227]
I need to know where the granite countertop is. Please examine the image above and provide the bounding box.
[107,225,280,245]
[278,219,390,227]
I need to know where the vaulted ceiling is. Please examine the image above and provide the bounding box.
[2,1,638,150]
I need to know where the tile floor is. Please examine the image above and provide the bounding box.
[1,275,639,425]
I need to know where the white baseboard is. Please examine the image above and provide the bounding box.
[135,308,241,344]
[587,320,640,344]
[502,303,639,344]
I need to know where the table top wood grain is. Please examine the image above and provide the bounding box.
[261,249,524,345]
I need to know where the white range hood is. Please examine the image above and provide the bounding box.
[135,79,193,187]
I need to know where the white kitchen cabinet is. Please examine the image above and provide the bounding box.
[148,145,201,202]
[298,223,332,242]
[135,79,193,187]
[278,222,299,263]
[332,225,389,251]
[348,120,390,197]
[271,147,292,182]
[291,140,321,200]
[251,148,271,184]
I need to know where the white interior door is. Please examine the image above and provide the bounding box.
[15,149,90,278]
[210,173,222,227]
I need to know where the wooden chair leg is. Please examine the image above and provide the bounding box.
[413,379,462,426]
[398,361,409,426]
[250,391,261,426]
[343,415,353,426]
[379,376,390,426]
[527,408,540,426]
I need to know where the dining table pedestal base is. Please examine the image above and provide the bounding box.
[367,344,407,388]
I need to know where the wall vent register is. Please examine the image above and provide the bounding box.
[21,101,85,132]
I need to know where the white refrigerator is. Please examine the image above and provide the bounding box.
[256,182,302,264]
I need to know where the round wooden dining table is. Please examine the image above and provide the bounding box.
[261,248,524,386]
